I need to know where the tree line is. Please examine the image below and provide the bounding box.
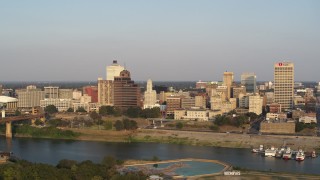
[0,156,147,180]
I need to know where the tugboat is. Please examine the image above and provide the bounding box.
[282,147,292,160]
[295,149,305,161]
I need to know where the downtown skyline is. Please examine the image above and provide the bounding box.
[0,0,319,82]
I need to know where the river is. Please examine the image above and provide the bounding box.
[0,137,319,175]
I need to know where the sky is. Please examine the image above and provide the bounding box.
[0,0,319,82]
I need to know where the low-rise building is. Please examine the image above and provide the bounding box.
[299,114,317,124]
[174,108,209,121]
[174,109,186,120]
[40,99,72,112]
[266,113,279,120]
[0,96,18,114]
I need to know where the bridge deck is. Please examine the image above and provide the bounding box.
[0,114,45,123]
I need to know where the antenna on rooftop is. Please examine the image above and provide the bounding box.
[124,62,127,69]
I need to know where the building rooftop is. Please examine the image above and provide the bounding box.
[0,96,18,103]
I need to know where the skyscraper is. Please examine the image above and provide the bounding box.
[143,79,157,109]
[106,60,125,81]
[223,71,234,100]
[113,70,141,109]
[241,73,256,93]
[274,62,294,111]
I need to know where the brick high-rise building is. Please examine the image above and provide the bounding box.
[274,62,294,111]
[113,70,141,109]
[83,86,98,103]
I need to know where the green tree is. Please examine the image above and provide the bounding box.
[57,159,78,169]
[176,122,183,129]
[99,106,115,116]
[67,108,74,112]
[141,107,161,118]
[101,156,117,169]
[44,105,58,114]
[126,107,141,118]
[76,107,87,113]
[114,120,124,131]
[34,119,43,126]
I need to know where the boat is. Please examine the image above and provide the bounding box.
[311,150,317,158]
[282,147,292,160]
[252,145,264,153]
[295,149,305,161]
[275,147,285,158]
[264,146,277,157]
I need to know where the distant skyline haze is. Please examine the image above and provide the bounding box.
[0,0,319,82]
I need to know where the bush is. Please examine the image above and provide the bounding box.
[104,120,113,130]
[114,120,124,131]
[209,125,219,131]
[176,122,183,129]
[14,125,80,139]
[76,107,87,113]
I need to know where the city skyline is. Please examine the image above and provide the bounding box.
[1,0,319,82]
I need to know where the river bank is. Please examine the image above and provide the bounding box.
[67,128,320,151]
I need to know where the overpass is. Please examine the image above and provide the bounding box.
[0,110,45,138]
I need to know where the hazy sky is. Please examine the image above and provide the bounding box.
[0,0,319,82]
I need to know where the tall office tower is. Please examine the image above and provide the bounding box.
[241,73,257,93]
[223,72,234,100]
[143,79,157,109]
[44,86,59,99]
[16,86,45,108]
[106,60,125,81]
[113,70,141,109]
[97,78,114,106]
[274,62,294,111]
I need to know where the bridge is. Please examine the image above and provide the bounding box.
[0,110,45,138]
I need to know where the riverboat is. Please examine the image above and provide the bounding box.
[295,149,305,161]
[252,145,264,153]
[282,147,292,160]
[264,146,277,157]
[275,147,285,158]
